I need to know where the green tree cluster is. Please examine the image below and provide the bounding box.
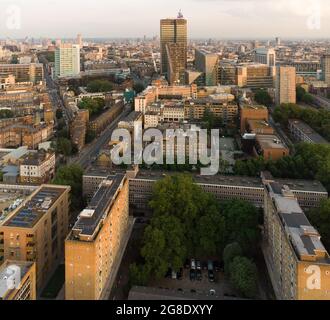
[0,110,14,119]
[130,174,260,286]
[52,164,84,210]
[234,143,330,194]
[202,109,223,131]
[78,97,105,117]
[296,87,314,104]
[223,243,258,298]
[86,80,113,93]
[254,89,272,107]
[273,103,330,141]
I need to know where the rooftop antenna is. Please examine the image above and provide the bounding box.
[178,10,184,19]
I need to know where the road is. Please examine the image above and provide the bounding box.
[39,55,73,123]
[68,104,132,169]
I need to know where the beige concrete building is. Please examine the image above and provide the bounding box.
[0,64,44,84]
[195,49,219,86]
[322,54,330,87]
[276,66,297,105]
[263,175,330,300]
[0,185,71,291]
[0,260,36,300]
[184,98,238,124]
[65,174,130,300]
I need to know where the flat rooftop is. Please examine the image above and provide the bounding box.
[0,260,34,300]
[135,171,264,189]
[241,104,268,110]
[289,119,328,144]
[256,134,288,150]
[268,182,330,263]
[3,186,68,229]
[72,174,126,239]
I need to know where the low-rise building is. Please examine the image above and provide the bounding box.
[288,119,328,144]
[240,104,269,133]
[19,150,56,184]
[254,134,290,161]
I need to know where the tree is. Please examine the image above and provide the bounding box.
[86,80,113,93]
[52,164,84,210]
[56,109,63,120]
[296,86,307,102]
[55,138,72,156]
[133,83,145,94]
[78,97,105,117]
[196,205,226,256]
[223,242,243,276]
[302,93,314,104]
[255,89,272,107]
[0,110,14,119]
[141,214,186,279]
[129,263,150,287]
[229,256,258,299]
[221,199,261,255]
[308,199,330,250]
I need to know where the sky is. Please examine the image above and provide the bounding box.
[0,0,329,39]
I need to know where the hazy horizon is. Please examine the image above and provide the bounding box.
[0,0,329,39]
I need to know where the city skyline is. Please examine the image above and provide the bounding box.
[0,0,330,39]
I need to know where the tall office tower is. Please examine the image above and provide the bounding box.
[255,48,276,67]
[0,185,71,291]
[77,34,83,47]
[276,37,281,46]
[262,176,330,300]
[321,54,330,86]
[195,49,219,86]
[65,174,130,300]
[54,44,81,78]
[160,12,187,85]
[275,66,296,106]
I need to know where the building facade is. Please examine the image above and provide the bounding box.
[195,49,219,86]
[276,66,297,105]
[0,185,71,291]
[263,177,330,300]
[55,44,81,78]
[65,174,130,300]
[160,14,187,84]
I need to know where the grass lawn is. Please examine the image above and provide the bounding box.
[41,264,65,299]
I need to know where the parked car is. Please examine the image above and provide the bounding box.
[190,269,196,281]
[208,260,214,271]
[191,259,196,270]
[196,269,202,281]
[171,271,177,280]
[196,260,201,270]
[208,270,215,282]
[184,259,190,269]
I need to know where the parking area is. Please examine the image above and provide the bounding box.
[149,260,239,299]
